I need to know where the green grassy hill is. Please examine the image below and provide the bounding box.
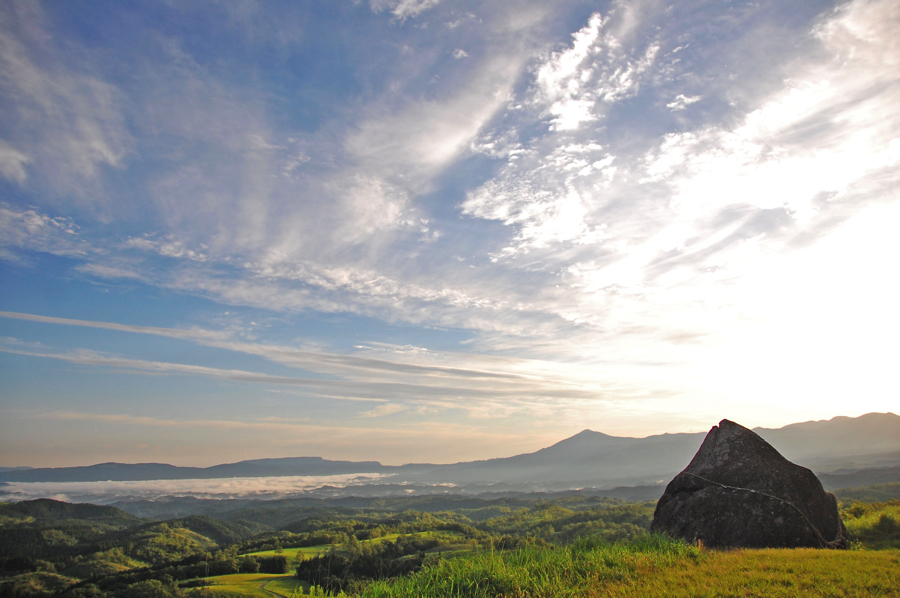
[361,539,900,598]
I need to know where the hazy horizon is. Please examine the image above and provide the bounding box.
[1,0,898,469]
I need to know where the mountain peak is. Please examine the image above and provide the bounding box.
[540,428,622,453]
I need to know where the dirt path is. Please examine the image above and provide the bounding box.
[258,579,290,598]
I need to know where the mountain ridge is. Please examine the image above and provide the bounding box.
[2,412,897,486]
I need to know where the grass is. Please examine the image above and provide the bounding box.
[842,500,900,549]
[601,548,900,597]
[200,502,900,597]
[360,535,699,598]
[243,532,471,563]
[240,535,448,562]
[265,576,307,597]
[359,536,900,598]
[205,573,304,598]
[242,546,332,562]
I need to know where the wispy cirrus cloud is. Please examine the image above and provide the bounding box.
[0,205,92,262]
[0,140,31,184]
[0,1,131,204]
[2,0,898,469]
[4,0,896,366]
[464,0,900,317]
[0,328,607,410]
[0,311,526,383]
[370,0,441,21]
[0,311,227,341]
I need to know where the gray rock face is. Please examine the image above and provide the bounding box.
[651,419,848,548]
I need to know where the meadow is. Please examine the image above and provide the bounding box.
[359,538,900,598]
[205,573,304,598]
[240,546,331,564]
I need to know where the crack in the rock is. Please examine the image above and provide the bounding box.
[681,471,844,548]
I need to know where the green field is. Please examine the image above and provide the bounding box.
[361,539,900,598]
[206,573,305,598]
[241,545,331,562]
[240,531,471,565]
[602,548,900,598]
[843,500,900,550]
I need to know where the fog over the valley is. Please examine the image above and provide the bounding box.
[0,474,397,503]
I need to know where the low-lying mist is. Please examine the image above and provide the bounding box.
[0,473,398,503]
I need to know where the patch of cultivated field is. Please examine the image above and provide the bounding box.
[601,548,900,598]
[206,573,303,598]
[241,545,331,562]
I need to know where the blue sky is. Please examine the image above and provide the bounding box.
[1,0,898,468]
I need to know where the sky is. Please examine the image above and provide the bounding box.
[0,0,898,469]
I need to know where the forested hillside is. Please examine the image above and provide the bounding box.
[1,488,897,598]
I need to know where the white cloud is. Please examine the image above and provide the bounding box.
[283,151,310,175]
[534,12,660,131]
[0,205,90,260]
[370,0,441,20]
[0,140,30,183]
[535,13,605,131]
[462,141,615,251]
[345,56,522,188]
[0,2,131,202]
[73,262,146,282]
[459,7,669,255]
[666,94,701,111]
[0,332,604,408]
[467,0,900,276]
[125,236,210,262]
[448,0,900,427]
[1,309,670,431]
[330,175,409,244]
[0,311,529,384]
[359,403,407,418]
[0,311,227,342]
[643,0,900,230]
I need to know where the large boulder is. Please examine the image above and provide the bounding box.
[651,419,848,548]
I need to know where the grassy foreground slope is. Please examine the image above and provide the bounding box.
[601,548,900,598]
[360,537,900,598]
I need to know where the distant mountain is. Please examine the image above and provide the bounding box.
[0,456,383,483]
[394,412,900,489]
[392,429,708,489]
[2,413,897,492]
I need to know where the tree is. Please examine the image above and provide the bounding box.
[239,557,259,573]
[117,580,181,598]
